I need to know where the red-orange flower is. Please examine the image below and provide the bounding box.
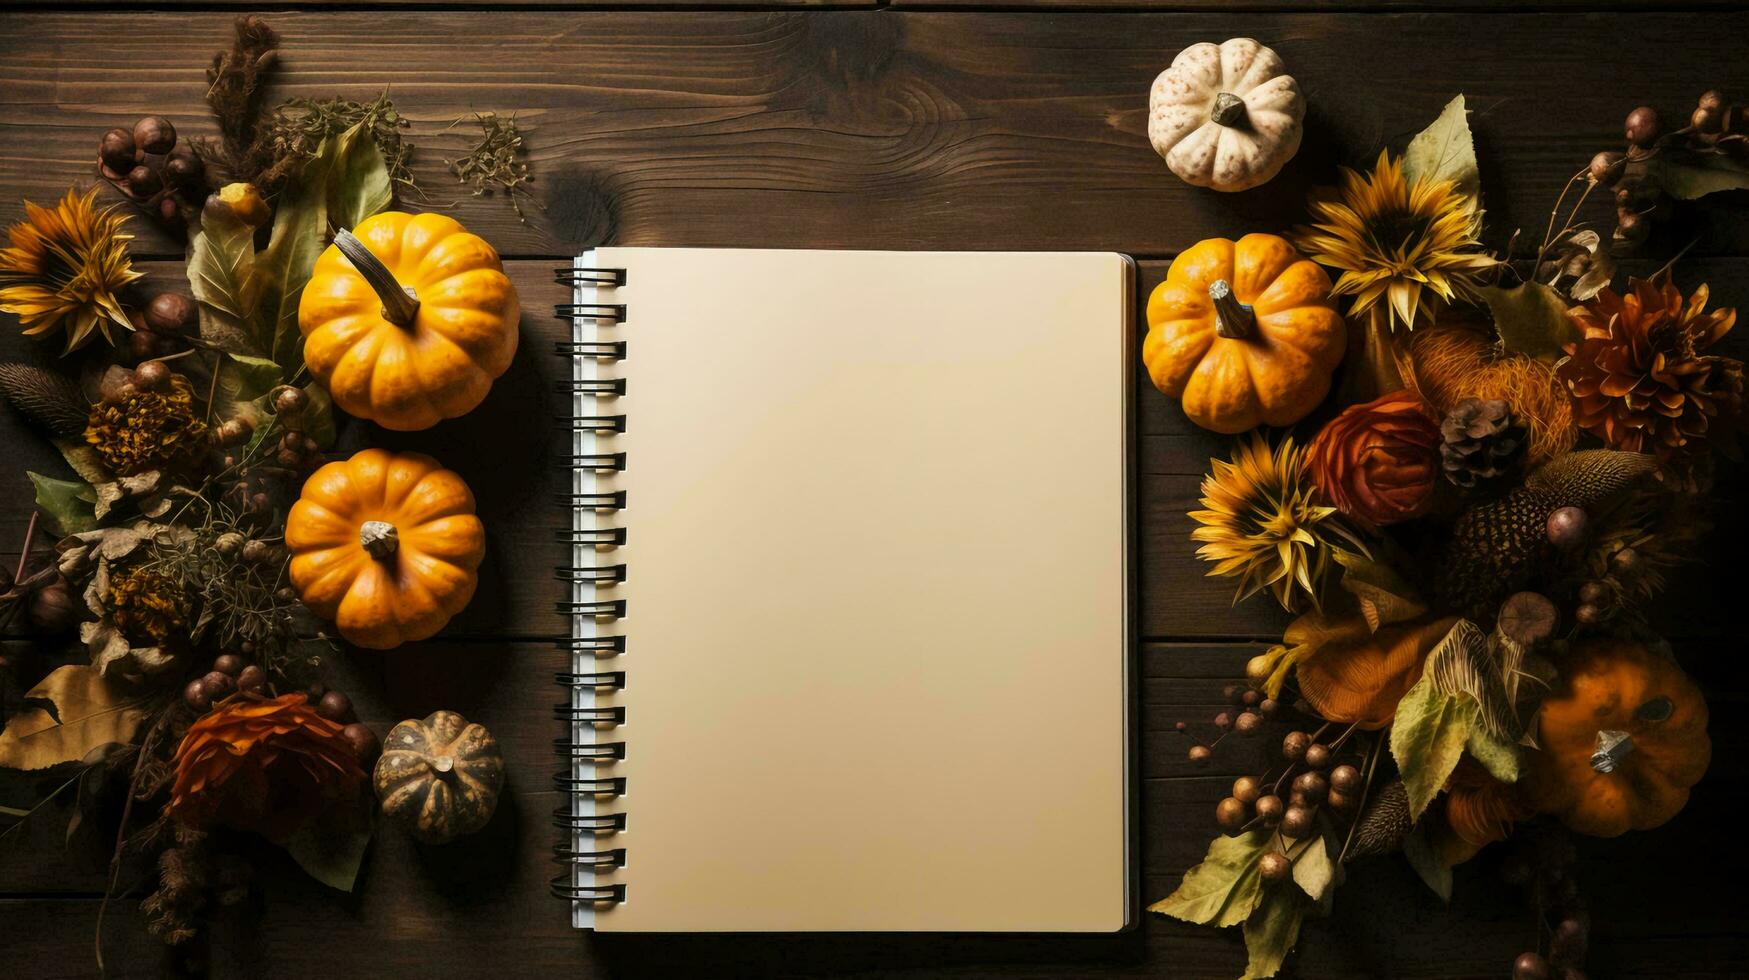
[1309,390,1440,526]
[166,693,365,839]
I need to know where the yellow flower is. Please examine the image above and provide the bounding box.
[0,187,143,353]
[1190,432,1366,613]
[1293,150,1496,332]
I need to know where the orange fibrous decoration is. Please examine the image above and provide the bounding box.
[1293,613,1458,730]
[1402,324,1577,466]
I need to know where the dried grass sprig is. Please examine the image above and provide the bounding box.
[261,92,419,197]
[447,112,539,221]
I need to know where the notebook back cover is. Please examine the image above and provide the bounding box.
[570,248,1133,932]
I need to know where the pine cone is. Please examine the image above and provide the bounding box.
[0,362,90,439]
[1436,450,1659,620]
[1439,398,1525,490]
[1346,779,1411,860]
[1558,276,1742,464]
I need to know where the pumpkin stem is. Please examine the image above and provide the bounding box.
[360,520,399,560]
[1209,280,1258,340]
[334,228,421,327]
[431,755,456,776]
[1590,729,1636,773]
[1210,92,1248,129]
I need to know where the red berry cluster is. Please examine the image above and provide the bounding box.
[97,116,209,226]
[183,655,381,765]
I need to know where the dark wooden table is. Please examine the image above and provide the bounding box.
[2,5,1745,978]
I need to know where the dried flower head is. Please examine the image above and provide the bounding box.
[166,693,366,839]
[85,373,210,476]
[105,564,192,649]
[1190,432,1368,613]
[1558,275,1741,464]
[1403,324,1577,466]
[0,187,143,353]
[1308,390,1442,527]
[1293,150,1497,332]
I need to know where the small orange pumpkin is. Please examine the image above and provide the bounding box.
[1524,637,1710,837]
[1143,233,1346,434]
[286,449,485,650]
[299,211,519,431]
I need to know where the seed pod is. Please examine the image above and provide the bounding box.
[132,360,170,391]
[240,539,270,564]
[144,293,197,336]
[126,164,161,197]
[99,128,136,171]
[133,116,177,155]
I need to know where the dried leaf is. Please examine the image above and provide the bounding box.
[1402,94,1480,205]
[1423,619,1519,745]
[1334,551,1426,630]
[53,439,111,485]
[1149,829,1272,928]
[1645,152,1749,200]
[1478,281,1579,362]
[187,201,267,356]
[0,665,153,771]
[331,124,393,231]
[1296,615,1457,730]
[1241,886,1309,980]
[1390,675,1473,820]
[281,798,373,891]
[28,472,96,535]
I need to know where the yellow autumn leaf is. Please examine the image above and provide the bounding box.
[0,665,152,771]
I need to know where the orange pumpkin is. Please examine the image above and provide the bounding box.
[1524,637,1710,837]
[1143,234,1346,434]
[286,449,485,650]
[299,212,519,431]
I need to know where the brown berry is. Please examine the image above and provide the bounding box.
[99,128,136,171]
[1281,731,1311,763]
[1587,151,1625,185]
[1281,804,1315,839]
[26,576,78,633]
[129,330,160,362]
[1240,689,1260,707]
[126,164,162,197]
[1222,683,1244,704]
[164,147,204,188]
[1329,764,1361,794]
[1624,105,1661,146]
[216,418,251,445]
[1215,797,1248,833]
[273,386,309,415]
[1546,506,1588,549]
[183,679,212,712]
[1232,776,1261,804]
[1292,771,1329,805]
[1578,580,1608,604]
[249,492,271,513]
[341,722,380,763]
[1575,603,1604,625]
[317,690,353,723]
[1254,794,1284,826]
[1244,654,1271,685]
[1327,788,1356,812]
[1615,210,1648,243]
[202,670,235,698]
[1173,721,1188,733]
[1214,711,1232,731]
[1513,952,1551,980]
[1258,698,1280,718]
[236,665,267,693]
[133,116,177,155]
[1551,917,1587,966]
[1698,90,1726,113]
[1234,711,1262,735]
[212,653,246,676]
[1611,547,1639,572]
[145,292,197,336]
[305,681,329,702]
[240,539,270,564]
[1303,743,1332,770]
[158,196,181,224]
[1693,105,1724,133]
[132,359,171,391]
[1186,744,1212,765]
[1258,851,1291,882]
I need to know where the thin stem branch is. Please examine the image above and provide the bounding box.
[1337,734,1385,865]
[14,511,37,582]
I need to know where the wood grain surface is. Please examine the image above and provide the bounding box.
[0,6,1744,979]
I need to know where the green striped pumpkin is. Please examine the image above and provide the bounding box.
[374,710,504,844]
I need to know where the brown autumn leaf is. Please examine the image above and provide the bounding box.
[0,665,153,771]
[1296,615,1459,729]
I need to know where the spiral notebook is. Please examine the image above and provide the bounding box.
[554,248,1135,932]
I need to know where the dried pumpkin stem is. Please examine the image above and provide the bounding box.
[360,520,399,560]
[334,229,420,327]
[1210,92,1248,128]
[1209,280,1257,340]
[431,755,456,776]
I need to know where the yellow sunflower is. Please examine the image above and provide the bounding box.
[0,186,142,353]
[1190,432,1367,613]
[1293,150,1496,332]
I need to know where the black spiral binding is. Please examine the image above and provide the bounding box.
[552,264,629,912]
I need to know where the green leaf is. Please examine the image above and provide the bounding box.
[258,146,337,372]
[220,353,284,404]
[1478,281,1579,363]
[1291,832,1337,903]
[300,381,338,450]
[1149,829,1272,928]
[1241,887,1309,980]
[330,122,394,230]
[282,800,374,892]
[1402,94,1480,205]
[1389,673,1474,820]
[1401,826,1452,902]
[1466,724,1520,784]
[187,202,267,357]
[28,472,96,535]
[1645,152,1749,201]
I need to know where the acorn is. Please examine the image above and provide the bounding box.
[133,116,177,156]
[145,293,197,336]
[99,128,136,173]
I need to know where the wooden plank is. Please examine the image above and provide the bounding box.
[0,11,1745,260]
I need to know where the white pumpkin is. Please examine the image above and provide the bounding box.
[1148,38,1305,193]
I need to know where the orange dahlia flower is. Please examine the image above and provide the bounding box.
[1309,390,1441,526]
[166,693,365,839]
